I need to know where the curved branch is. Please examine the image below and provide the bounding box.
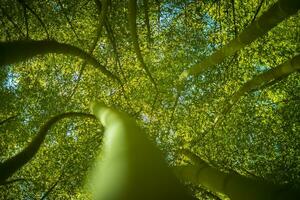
[17,0,50,39]
[0,40,120,82]
[66,0,108,100]
[0,112,96,183]
[128,0,157,88]
[180,0,300,79]
[0,6,25,37]
[0,115,17,126]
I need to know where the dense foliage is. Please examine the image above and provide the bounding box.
[0,0,299,199]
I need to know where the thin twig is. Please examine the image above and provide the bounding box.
[0,6,25,37]
[57,0,82,43]
[0,115,17,126]
[251,0,265,24]
[17,0,50,39]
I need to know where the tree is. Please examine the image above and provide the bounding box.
[0,0,299,199]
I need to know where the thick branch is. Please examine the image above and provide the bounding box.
[0,40,119,82]
[0,112,96,183]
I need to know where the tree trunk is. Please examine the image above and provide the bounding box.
[175,150,300,200]
[89,102,195,200]
[180,0,300,79]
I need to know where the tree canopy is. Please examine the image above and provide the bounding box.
[0,0,299,199]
